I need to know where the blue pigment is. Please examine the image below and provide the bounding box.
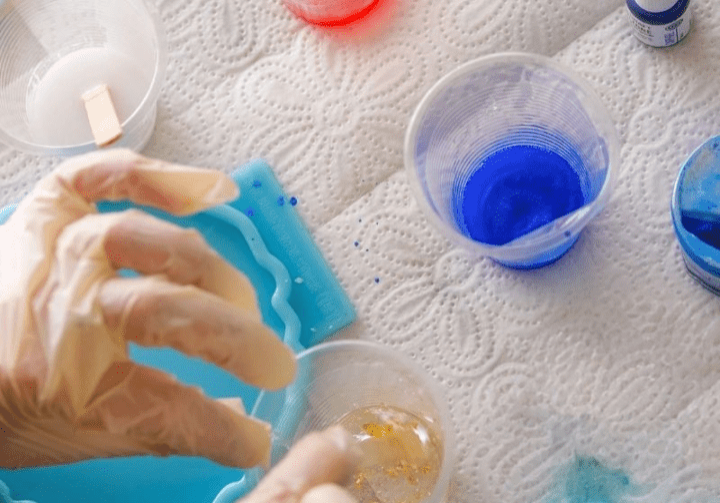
[277,196,285,206]
[246,208,255,217]
[548,456,638,503]
[681,211,720,249]
[252,180,262,188]
[458,145,586,246]
[290,196,298,206]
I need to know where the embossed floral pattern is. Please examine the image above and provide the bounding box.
[234,33,431,227]
[321,4,720,500]
[2,0,720,502]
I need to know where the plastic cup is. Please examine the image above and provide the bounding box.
[0,0,166,156]
[405,53,619,269]
[246,340,454,503]
[283,0,380,26]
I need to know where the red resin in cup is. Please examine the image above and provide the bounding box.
[283,0,381,26]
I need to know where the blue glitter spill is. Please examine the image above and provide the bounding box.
[457,145,586,246]
[547,456,639,503]
[277,196,285,206]
[252,180,262,188]
[290,196,298,206]
[246,208,255,217]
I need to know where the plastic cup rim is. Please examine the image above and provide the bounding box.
[403,51,619,262]
[0,0,168,156]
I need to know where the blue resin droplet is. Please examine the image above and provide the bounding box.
[290,196,298,206]
[457,145,586,246]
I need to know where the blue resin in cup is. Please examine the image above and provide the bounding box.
[405,53,619,268]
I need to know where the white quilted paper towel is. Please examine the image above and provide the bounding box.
[321,1,720,502]
[1,0,623,227]
[5,0,720,503]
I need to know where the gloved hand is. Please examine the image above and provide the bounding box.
[0,149,297,469]
[239,426,360,503]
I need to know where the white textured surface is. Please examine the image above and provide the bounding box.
[3,0,720,502]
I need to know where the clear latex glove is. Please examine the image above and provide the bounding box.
[241,426,360,503]
[0,149,296,469]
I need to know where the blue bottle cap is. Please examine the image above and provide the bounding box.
[671,135,720,294]
[627,0,690,24]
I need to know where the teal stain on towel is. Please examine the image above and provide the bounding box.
[548,456,639,503]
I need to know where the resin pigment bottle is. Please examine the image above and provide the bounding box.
[626,0,691,47]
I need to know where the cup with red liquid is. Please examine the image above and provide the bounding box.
[283,0,381,26]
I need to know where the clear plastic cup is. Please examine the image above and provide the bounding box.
[0,0,167,156]
[246,340,454,503]
[405,53,619,269]
[283,0,380,26]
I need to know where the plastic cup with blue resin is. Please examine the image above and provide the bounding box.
[404,53,619,269]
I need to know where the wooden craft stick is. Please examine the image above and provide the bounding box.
[82,84,123,147]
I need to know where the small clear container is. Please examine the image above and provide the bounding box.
[404,53,619,269]
[0,0,167,156]
[244,340,454,503]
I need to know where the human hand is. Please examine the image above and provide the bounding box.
[239,426,360,503]
[0,149,296,469]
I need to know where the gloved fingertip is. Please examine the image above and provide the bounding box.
[325,425,352,453]
[216,396,274,469]
[273,344,298,389]
[219,417,271,469]
[257,422,273,470]
[324,426,362,466]
[210,174,240,204]
[217,397,247,416]
[254,338,297,391]
[299,484,359,503]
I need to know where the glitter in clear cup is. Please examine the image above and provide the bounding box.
[247,340,455,503]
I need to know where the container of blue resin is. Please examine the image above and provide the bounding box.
[404,53,619,268]
[672,135,720,294]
